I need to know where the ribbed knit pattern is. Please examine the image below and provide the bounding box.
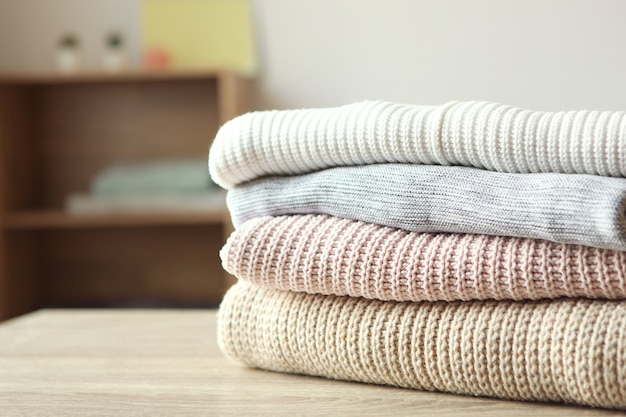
[227,164,626,250]
[218,282,626,410]
[222,215,626,302]
[209,100,626,189]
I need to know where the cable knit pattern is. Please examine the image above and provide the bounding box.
[221,215,626,302]
[227,164,626,250]
[218,282,626,410]
[209,100,626,188]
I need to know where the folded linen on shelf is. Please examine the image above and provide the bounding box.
[221,215,626,302]
[227,163,626,250]
[218,281,626,410]
[66,192,226,214]
[209,100,626,188]
[92,159,214,196]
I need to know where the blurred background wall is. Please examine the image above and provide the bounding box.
[1,0,626,111]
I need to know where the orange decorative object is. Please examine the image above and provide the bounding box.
[143,47,171,69]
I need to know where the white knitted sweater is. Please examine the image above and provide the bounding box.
[209,101,626,189]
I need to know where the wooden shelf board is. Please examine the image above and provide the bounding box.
[3,210,227,229]
[0,68,247,85]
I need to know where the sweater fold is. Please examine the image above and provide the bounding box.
[222,215,626,302]
[209,100,626,189]
[218,282,626,410]
[227,163,626,250]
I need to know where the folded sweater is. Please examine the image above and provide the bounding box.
[209,101,626,189]
[227,164,626,250]
[222,215,626,302]
[218,282,626,410]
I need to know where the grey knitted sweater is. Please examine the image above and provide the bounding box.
[227,164,626,250]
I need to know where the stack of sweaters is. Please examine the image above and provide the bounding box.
[208,101,626,410]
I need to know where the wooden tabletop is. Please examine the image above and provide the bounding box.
[0,310,622,416]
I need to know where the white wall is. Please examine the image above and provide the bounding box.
[251,0,626,111]
[1,0,625,112]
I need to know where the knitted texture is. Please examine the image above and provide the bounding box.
[221,215,626,302]
[227,164,626,250]
[218,282,626,410]
[208,100,626,189]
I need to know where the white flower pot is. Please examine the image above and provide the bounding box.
[102,50,126,72]
[56,48,80,72]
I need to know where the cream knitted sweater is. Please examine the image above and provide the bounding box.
[218,282,626,410]
[227,164,626,250]
[221,215,626,302]
[209,100,626,189]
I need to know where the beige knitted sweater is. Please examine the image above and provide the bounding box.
[218,282,626,410]
[221,215,626,302]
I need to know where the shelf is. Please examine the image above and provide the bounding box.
[0,67,248,320]
[3,210,228,229]
[0,68,249,85]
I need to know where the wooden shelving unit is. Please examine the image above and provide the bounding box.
[0,69,247,320]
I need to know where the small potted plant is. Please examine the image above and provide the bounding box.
[102,31,126,71]
[56,34,81,72]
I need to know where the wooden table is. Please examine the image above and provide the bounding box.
[0,310,622,416]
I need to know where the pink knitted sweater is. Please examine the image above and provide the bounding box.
[221,215,626,302]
